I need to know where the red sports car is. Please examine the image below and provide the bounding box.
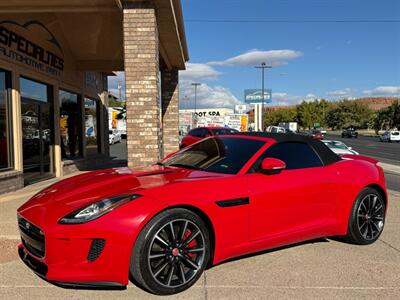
[180,126,238,148]
[18,133,387,295]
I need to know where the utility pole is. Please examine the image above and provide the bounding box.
[255,62,272,131]
[191,83,201,114]
[184,95,188,110]
[117,81,122,101]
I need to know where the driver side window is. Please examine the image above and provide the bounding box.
[251,142,323,172]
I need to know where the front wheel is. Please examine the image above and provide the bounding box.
[131,208,210,295]
[345,187,386,245]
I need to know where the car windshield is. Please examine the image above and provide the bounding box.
[324,141,348,150]
[211,128,238,135]
[162,137,265,174]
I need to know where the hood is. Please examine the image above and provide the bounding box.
[18,166,226,211]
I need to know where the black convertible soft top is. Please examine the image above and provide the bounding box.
[233,132,342,166]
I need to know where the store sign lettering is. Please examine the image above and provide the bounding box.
[195,111,221,117]
[0,21,64,77]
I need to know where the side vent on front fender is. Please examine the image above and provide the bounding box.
[215,197,250,208]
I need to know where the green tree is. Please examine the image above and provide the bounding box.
[373,100,400,133]
[108,99,125,107]
[325,100,372,130]
[264,107,297,127]
[297,99,331,129]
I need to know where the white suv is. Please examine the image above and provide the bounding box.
[380,130,400,143]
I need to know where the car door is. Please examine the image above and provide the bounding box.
[246,142,337,242]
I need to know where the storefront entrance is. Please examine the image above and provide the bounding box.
[20,78,54,185]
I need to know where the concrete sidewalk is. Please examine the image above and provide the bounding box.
[379,162,400,175]
[1,178,399,299]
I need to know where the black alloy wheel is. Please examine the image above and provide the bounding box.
[345,187,385,245]
[131,208,210,295]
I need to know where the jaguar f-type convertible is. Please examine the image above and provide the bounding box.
[18,133,387,295]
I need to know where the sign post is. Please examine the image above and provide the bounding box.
[244,89,272,132]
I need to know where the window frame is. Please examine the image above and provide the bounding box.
[248,141,324,173]
[0,68,13,171]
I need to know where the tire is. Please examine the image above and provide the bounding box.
[345,187,386,245]
[130,208,210,295]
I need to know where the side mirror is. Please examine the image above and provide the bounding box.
[260,158,286,175]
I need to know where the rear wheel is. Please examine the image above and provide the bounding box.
[345,187,385,245]
[131,208,210,295]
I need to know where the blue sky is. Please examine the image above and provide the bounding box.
[109,0,400,108]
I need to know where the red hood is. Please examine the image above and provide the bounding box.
[18,166,226,211]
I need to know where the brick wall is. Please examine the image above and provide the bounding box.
[161,70,179,157]
[0,171,24,194]
[123,2,162,168]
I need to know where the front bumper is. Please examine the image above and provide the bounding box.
[18,246,125,290]
[17,211,140,289]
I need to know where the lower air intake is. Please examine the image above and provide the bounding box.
[87,239,106,262]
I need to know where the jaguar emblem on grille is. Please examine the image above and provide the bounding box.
[25,222,30,230]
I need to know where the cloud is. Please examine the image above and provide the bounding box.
[327,88,354,98]
[305,93,318,99]
[179,80,242,109]
[208,49,303,67]
[107,71,125,99]
[180,63,221,81]
[363,86,400,95]
[271,92,302,106]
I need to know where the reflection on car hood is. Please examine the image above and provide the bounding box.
[18,166,227,209]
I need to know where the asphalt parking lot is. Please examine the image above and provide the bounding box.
[1,183,399,299]
[325,134,400,166]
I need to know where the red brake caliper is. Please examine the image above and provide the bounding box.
[182,229,197,258]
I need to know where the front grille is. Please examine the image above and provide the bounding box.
[87,239,106,262]
[18,215,45,258]
[18,247,48,277]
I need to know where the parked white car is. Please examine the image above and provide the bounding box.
[109,130,122,145]
[265,126,286,133]
[380,130,400,143]
[323,140,359,155]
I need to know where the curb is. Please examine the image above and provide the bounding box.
[378,163,400,175]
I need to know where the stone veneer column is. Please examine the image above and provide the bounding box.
[123,1,161,168]
[161,69,179,157]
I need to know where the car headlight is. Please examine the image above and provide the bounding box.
[59,194,142,224]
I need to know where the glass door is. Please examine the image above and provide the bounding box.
[20,78,54,185]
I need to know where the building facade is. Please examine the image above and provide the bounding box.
[0,0,188,194]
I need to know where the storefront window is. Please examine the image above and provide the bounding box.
[0,70,11,170]
[60,90,81,159]
[84,98,99,155]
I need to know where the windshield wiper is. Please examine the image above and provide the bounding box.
[168,163,204,171]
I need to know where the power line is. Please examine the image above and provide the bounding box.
[185,19,400,24]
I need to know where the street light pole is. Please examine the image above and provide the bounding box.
[255,62,272,131]
[191,83,201,114]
